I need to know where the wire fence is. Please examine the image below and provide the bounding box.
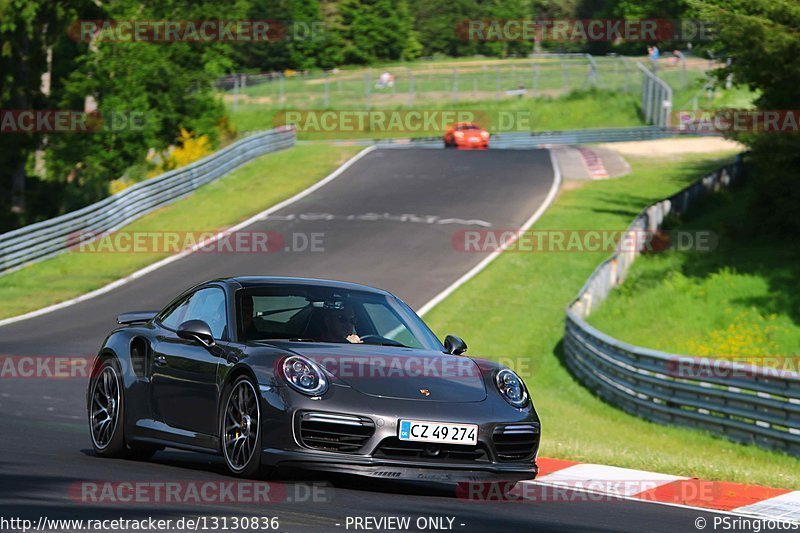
[219,54,708,112]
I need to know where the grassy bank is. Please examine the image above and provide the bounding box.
[588,186,800,364]
[229,89,644,137]
[423,150,800,489]
[0,144,361,319]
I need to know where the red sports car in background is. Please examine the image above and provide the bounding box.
[444,122,490,149]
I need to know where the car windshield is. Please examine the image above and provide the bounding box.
[457,124,478,130]
[236,285,443,350]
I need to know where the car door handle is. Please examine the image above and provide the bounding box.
[154,355,167,367]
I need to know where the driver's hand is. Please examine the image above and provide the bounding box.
[346,334,363,344]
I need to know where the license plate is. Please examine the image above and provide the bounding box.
[398,419,478,445]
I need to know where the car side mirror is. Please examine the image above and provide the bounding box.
[444,335,468,355]
[177,319,215,349]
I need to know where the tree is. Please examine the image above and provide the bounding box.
[692,0,800,234]
[0,0,92,227]
[45,0,244,213]
[339,0,417,63]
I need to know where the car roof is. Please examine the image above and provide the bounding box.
[212,276,392,296]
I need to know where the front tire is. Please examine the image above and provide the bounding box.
[221,376,262,477]
[89,358,127,457]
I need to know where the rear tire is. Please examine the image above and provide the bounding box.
[88,358,127,457]
[220,376,263,478]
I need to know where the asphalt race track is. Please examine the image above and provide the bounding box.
[0,148,729,532]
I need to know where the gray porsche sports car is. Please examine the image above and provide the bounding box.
[87,276,540,482]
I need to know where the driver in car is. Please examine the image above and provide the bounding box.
[321,305,363,344]
[240,294,261,340]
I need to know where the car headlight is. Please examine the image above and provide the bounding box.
[496,369,528,408]
[282,355,328,396]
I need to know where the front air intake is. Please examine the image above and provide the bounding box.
[492,424,539,461]
[298,412,375,453]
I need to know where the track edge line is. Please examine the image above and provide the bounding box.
[417,148,562,317]
[0,145,377,328]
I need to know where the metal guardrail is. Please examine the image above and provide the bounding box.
[638,62,673,128]
[564,156,800,455]
[367,126,719,149]
[0,127,296,276]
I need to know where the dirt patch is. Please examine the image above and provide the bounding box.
[596,137,744,158]
[223,94,275,104]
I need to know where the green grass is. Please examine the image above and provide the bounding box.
[588,187,800,364]
[0,144,361,320]
[423,151,800,489]
[230,89,644,138]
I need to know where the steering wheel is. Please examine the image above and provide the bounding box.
[358,335,406,347]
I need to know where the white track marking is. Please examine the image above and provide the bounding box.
[735,491,800,522]
[517,479,799,524]
[417,148,562,316]
[535,463,688,497]
[0,145,377,327]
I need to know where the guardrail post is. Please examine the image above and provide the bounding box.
[364,70,371,110]
[585,53,599,88]
[233,76,239,113]
[324,71,330,108]
[408,71,414,108]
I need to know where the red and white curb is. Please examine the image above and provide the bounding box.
[513,458,800,523]
[576,147,610,179]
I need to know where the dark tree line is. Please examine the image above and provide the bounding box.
[1,0,797,234]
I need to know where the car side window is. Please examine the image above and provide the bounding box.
[184,288,228,340]
[160,287,228,340]
[160,295,192,330]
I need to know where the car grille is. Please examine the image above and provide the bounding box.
[374,438,490,463]
[492,424,539,461]
[298,412,375,453]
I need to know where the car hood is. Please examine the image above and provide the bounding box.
[260,341,487,402]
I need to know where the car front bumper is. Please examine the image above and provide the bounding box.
[259,383,539,482]
[262,446,537,482]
